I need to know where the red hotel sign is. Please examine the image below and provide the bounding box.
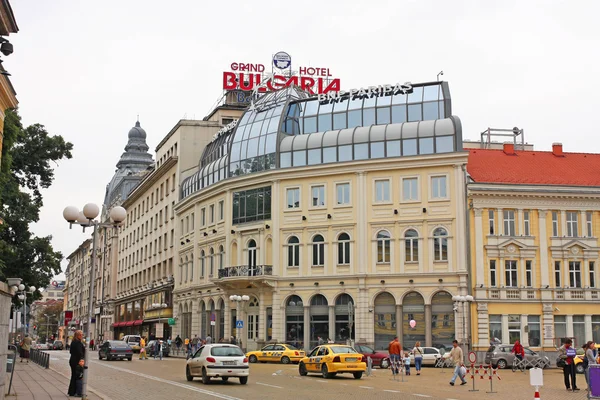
[64,310,73,326]
[223,62,341,95]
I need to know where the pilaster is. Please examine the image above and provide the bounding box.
[538,210,551,294]
[425,304,432,347]
[474,208,485,285]
[303,305,310,352]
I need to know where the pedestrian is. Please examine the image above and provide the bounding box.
[74,359,84,397]
[175,335,182,350]
[154,340,161,360]
[558,338,579,391]
[446,340,467,386]
[388,336,402,375]
[584,341,597,392]
[404,352,411,375]
[139,336,147,360]
[412,341,424,375]
[206,334,212,344]
[511,339,524,361]
[230,336,236,345]
[89,338,95,351]
[167,337,172,349]
[68,330,85,397]
[317,336,324,346]
[66,337,70,351]
[19,334,32,363]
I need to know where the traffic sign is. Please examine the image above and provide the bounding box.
[210,321,216,326]
[211,313,216,322]
[468,351,477,364]
[236,320,244,328]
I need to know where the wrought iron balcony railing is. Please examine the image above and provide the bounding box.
[217,265,273,279]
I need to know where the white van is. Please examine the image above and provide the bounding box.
[121,335,142,353]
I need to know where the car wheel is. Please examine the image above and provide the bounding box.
[281,356,291,364]
[576,364,585,374]
[98,353,102,360]
[322,364,333,379]
[353,371,363,379]
[249,355,258,363]
[299,362,308,376]
[496,359,507,369]
[380,358,389,369]
[201,367,210,384]
[239,376,248,385]
[222,377,229,382]
[186,366,193,382]
[128,357,132,361]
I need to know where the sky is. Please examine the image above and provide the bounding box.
[6,0,600,279]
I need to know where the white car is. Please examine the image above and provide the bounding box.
[407,346,443,366]
[186,344,249,385]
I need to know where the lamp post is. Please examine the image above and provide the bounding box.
[63,203,126,400]
[229,295,249,350]
[151,303,169,338]
[11,283,37,336]
[452,295,474,352]
[44,313,50,341]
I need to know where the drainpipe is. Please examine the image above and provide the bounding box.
[463,165,474,353]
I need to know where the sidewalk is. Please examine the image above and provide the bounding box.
[6,361,105,399]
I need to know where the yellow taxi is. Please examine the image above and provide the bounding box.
[298,344,366,379]
[246,343,305,364]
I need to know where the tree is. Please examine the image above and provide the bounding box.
[0,109,73,299]
[32,300,64,342]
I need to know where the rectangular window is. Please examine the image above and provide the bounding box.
[191,213,195,230]
[569,261,582,288]
[172,173,176,191]
[489,210,495,235]
[528,315,541,347]
[311,185,325,207]
[336,183,350,205]
[170,229,174,247]
[526,260,533,287]
[375,180,390,202]
[593,316,600,344]
[431,176,447,199]
[287,188,300,209]
[171,201,175,219]
[503,210,515,236]
[489,315,502,343]
[209,205,214,224]
[587,211,593,237]
[185,217,189,233]
[552,211,559,236]
[554,261,561,287]
[573,315,586,347]
[201,208,206,226]
[505,260,518,287]
[566,211,578,237]
[523,211,530,236]
[590,261,596,288]
[508,315,521,344]
[490,260,497,287]
[219,200,224,220]
[232,186,272,225]
[402,177,418,201]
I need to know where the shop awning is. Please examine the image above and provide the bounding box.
[133,320,143,326]
[113,322,125,328]
[125,321,135,327]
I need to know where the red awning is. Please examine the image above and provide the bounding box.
[125,321,135,327]
[111,323,117,328]
[133,320,143,326]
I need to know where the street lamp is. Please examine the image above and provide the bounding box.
[452,295,474,351]
[44,313,50,341]
[63,203,126,400]
[11,282,37,336]
[229,295,249,349]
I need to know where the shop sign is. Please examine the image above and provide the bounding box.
[167,318,176,326]
[316,82,413,103]
[64,310,73,326]
[273,51,291,69]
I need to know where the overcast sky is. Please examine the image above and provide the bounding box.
[7,0,600,279]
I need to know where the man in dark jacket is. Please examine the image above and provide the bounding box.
[68,330,85,397]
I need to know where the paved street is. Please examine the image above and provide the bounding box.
[41,350,590,400]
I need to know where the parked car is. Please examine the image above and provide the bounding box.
[98,340,133,361]
[34,342,49,350]
[485,344,549,369]
[556,347,586,374]
[51,341,64,350]
[353,344,390,369]
[121,335,142,353]
[407,346,443,366]
[186,344,249,384]
[145,340,170,357]
[246,343,305,364]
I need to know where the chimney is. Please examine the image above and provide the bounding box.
[552,142,564,157]
[503,142,515,155]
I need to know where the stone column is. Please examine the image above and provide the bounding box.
[425,304,432,347]
[303,305,310,352]
[223,300,231,341]
[191,299,199,337]
[329,305,335,342]
[396,305,403,343]
[258,291,266,342]
[356,172,367,274]
[215,309,221,341]
[538,211,551,300]
[272,180,281,276]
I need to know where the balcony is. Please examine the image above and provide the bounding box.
[481,287,599,301]
[217,265,273,279]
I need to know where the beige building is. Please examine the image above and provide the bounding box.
[65,239,92,333]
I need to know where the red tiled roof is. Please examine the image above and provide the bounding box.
[467,148,600,187]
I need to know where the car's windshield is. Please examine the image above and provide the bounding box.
[361,346,374,352]
[330,346,357,354]
[285,344,298,350]
[129,337,140,343]
[109,341,129,348]
[210,346,244,357]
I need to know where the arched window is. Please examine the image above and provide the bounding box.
[209,247,215,276]
[377,231,391,263]
[433,228,448,261]
[312,234,325,266]
[338,233,351,265]
[219,245,224,270]
[287,236,300,267]
[247,240,256,267]
[200,250,205,277]
[405,229,419,262]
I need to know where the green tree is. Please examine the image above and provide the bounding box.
[0,109,73,298]
[32,300,64,342]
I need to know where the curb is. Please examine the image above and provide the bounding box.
[48,364,113,400]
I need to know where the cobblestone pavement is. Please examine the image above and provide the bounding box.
[46,350,590,400]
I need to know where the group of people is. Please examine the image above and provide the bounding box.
[178,334,224,358]
[387,337,426,377]
[559,338,598,392]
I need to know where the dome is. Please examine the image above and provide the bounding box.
[129,121,147,139]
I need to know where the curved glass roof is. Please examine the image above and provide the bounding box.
[182,81,459,199]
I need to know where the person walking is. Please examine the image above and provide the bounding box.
[175,335,182,350]
[447,340,467,386]
[153,340,162,360]
[139,337,147,360]
[68,330,85,397]
[404,352,411,375]
[388,337,402,375]
[89,338,95,351]
[20,334,32,363]
[558,338,579,391]
[584,341,597,392]
[412,341,424,375]
[511,339,524,361]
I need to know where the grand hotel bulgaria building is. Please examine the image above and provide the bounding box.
[173,81,469,352]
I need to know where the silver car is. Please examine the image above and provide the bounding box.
[485,344,549,369]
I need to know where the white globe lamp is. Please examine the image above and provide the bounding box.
[63,206,80,223]
[110,206,127,223]
[83,203,100,220]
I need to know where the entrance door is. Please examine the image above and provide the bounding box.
[248,240,257,276]
[247,313,259,351]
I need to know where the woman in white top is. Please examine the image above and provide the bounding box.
[412,341,424,375]
[585,341,597,392]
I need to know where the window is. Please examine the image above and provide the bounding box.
[552,211,559,236]
[526,260,533,287]
[201,208,206,226]
[209,205,214,224]
[287,188,300,209]
[489,260,497,287]
[431,176,447,199]
[528,315,541,347]
[336,183,350,205]
[523,211,530,236]
[508,315,521,344]
[489,210,495,235]
[593,316,600,344]
[209,247,215,276]
[337,233,350,264]
[219,201,224,220]
[312,235,325,266]
[287,236,300,267]
[433,227,448,261]
[554,261,561,287]
[569,261,582,288]
[505,260,518,287]
[219,245,224,270]
[232,186,272,225]
[566,211,578,237]
[587,212,593,237]
[191,213,195,230]
[375,180,390,203]
[554,315,567,340]
[503,210,515,236]
[405,229,418,262]
[590,261,596,288]
[376,231,391,263]
[200,250,205,277]
[573,315,585,348]
[311,185,325,207]
[402,177,418,201]
[489,315,502,343]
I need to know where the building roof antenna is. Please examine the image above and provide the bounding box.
[437,71,444,81]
